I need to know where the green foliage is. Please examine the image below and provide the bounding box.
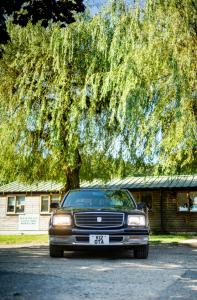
[0,235,48,245]
[0,0,85,44]
[0,0,196,186]
[150,233,197,244]
[81,152,153,181]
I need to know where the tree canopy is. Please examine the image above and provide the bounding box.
[0,0,196,189]
[0,0,85,44]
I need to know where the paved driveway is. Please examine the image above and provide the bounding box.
[0,244,196,300]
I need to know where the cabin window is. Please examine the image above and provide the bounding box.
[132,192,153,209]
[40,195,61,213]
[51,195,60,206]
[41,196,49,213]
[7,196,25,214]
[7,197,15,213]
[177,192,197,212]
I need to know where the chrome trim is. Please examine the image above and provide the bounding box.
[72,228,126,233]
[74,212,125,228]
[50,235,149,246]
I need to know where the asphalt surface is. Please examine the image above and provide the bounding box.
[0,244,196,300]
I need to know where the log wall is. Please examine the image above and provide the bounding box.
[131,190,197,232]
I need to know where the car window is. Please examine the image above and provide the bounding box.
[62,190,135,209]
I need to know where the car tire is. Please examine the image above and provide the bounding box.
[134,245,149,259]
[49,244,64,258]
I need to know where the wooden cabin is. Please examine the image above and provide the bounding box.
[0,175,196,234]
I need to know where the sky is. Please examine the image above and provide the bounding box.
[85,0,109,14]
[85,1,145,14]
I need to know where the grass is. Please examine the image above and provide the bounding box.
[0,234,48,245]
[0,234,196,245]
[150,234,196,244]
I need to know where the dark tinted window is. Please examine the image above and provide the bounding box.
[62,190,135,209]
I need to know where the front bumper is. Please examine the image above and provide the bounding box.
[50,234,149,247]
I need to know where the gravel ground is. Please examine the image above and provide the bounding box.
[0,244,196,300]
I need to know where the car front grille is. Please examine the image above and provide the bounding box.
[74,212,124,228]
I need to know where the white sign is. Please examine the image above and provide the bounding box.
[18,214,39,230]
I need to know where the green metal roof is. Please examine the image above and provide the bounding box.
[0,181,63,193]
[0,175,196,193]
[80,175,197,189]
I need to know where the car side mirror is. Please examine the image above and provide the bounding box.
[137,202,146,210]
[50,202,59,209]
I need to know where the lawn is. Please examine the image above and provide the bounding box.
[0,234,196,245]
[0,235,48,245]
[150,234,196,244]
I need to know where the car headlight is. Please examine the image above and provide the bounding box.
[53,215,72,226]
[127,215,145,226]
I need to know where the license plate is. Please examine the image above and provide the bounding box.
[89,235,109,245]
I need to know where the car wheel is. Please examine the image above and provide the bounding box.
[134,245,149,259]
[49,244,64,258]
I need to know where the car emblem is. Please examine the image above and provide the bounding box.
[97,217,102,222]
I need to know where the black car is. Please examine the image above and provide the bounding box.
[49,189,150,258]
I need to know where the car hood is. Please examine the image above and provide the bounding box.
[54,207,145,216]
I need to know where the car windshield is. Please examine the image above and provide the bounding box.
[62,190,135,209]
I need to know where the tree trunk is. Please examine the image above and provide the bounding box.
[63,149,82,192]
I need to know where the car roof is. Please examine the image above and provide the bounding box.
[68,188,129,192]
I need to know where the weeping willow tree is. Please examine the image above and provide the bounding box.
[0,3,128,189]
[0,0,196,189]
